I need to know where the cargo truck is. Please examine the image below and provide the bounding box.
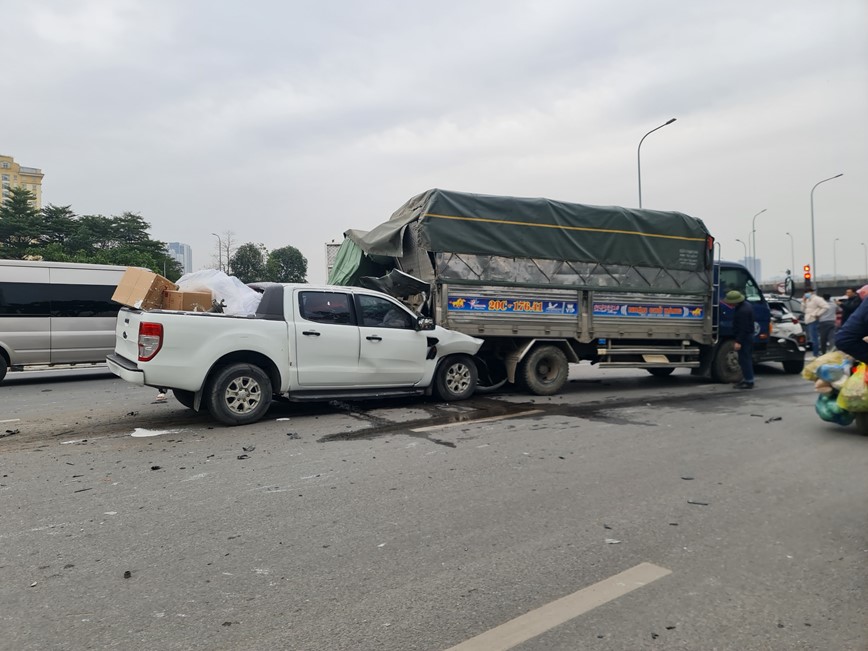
[330,189,802,394]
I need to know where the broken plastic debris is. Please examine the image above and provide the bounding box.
[687,500,709,506]
[242,445,255,452]
[131,428,178,438]
[236,454,249,460]
[680,476,694,480]
[604,538,622,544]
[123,571,132,579]
[1,429,19,438]
[765,416,782,423]
[155,392,167,402]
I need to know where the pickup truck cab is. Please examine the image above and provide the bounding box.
[107,284,483,425]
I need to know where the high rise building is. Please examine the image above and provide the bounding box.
[168,242,193,275]
[0,154,44,208]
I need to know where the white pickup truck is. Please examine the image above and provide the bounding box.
[107,284,483,425]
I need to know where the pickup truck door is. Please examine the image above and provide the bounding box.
[355,294,427,385]
[294,290,364,387]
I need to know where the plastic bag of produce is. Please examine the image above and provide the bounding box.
[802,351,846,381]
[815,393,855,426]
[816,359,852,383]
[836,365,868,413]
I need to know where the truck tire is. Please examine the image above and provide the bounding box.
[434,354,477,401]
[782,359,804,374]
[173,389,196,410]
[207,363,272,426]
[854,413,868,436]
[0,355,7,384]
[710,340,742,384]
[521,345,568,396]
[647,368,675,377]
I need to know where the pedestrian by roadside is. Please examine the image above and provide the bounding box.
[818,293,837,355]
[838,287,863,327]
[802,291,830,357]
[726,290,755,389]
[835,285,868,364]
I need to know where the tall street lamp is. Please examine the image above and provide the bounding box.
[833,238,840,281]
[211,232,223,272]
[637,118,676,209]
[810,173,843,282]
[784,231,795,276]
[750,208,767,280]
[863,242,867,281]
[735,238,748,264]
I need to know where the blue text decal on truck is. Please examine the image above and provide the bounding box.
[592,302,705,319]
[448,296,578,314]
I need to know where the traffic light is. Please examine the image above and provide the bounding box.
[803,264,812,281]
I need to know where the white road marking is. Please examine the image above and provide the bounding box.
[410,410,543,433]
[0,418,21,424]
[444,562,671,651]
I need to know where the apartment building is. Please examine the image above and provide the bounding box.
[1,154,44,208]
[168,242,193,274]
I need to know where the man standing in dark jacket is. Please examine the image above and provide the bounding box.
[726,290,756,389]
[837,287,863,328]
[835,286,868,364]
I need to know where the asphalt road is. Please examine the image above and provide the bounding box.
[1,364,866,650]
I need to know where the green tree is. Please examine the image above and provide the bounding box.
[40,204,77,248]
[230,243,267,283]
[266,245,307,282]
[0,186,42,258]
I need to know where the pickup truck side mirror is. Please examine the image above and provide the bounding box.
[417,317,435,331]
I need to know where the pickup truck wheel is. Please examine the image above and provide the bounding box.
[647,367,675,377]
[434,355,477,401]
[521,345,568,396]
[207,364,272,426]
[711,339,742,383]
[0,355,7,383]
[782,359,804,374]
[173,389,196,410]
[854,413,868,436]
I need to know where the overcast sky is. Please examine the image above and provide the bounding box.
[3,0,866,284]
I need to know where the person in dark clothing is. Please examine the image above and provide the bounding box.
[838,287,863,327]
[726,290,756,389]
[835,288,868,364]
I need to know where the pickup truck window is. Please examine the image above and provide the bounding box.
[357,294,415,329]
[299,291,353,325]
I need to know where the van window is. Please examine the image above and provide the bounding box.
[0,282,52,316]
[50,285,120,317]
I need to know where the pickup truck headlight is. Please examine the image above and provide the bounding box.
[138,322,164,361]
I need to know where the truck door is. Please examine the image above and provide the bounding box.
[718,264,771,342]
[294,290,363,387]
[355,293,427,385]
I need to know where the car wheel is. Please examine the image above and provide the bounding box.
[520,345,569,396]
[434,354,477,401]
[782,359,804,374]
[0,355,7,384]
[647,367,675,378]
[173,389,197,410]
[207,363,272,426]
[711,339,742,383]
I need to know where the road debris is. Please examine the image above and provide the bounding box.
[1,429,19,438]
[150,466,161,471]
[286,432,300,439]
[604,538,622,544]
[680,475,694,480]
[242,445,255,452]
[765,416,782,423]
[237,454,249,460]
[687,500,709,506]
[123,571,132,579]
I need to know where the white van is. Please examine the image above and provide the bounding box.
[0,260,127,383]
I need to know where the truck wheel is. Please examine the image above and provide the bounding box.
[173,389,196,410]
[521,345,568,396]
[434,354,477,401]
[207,363,272,426]
[0,355,7,384]
[782,359,804,374]
[854,413,868,436]
[647,368,675,377]
[711,340,742,383]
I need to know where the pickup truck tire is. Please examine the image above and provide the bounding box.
[173,389,196,410]
[855,413,868,436]
[521,345,568,396]
[0,355,7,383]
[781,359,804,374]
[434,354,477,401]
[207,363,272,426]
[711,340,742,383]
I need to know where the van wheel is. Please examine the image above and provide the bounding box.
[0,355,7,383]
[521,345,568,396]
[173,389,197,410]
[434,355,477,401]
[711,340,742,383]
[647,367,675,377]
[207,364,272,426]
[782,359,804,374]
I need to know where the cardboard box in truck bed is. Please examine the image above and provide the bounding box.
[162,290,212,312]
[111,268,177,310]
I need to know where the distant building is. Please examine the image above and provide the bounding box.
[168,242,193,274]
[325,240,342,281]
[1,154,44,208]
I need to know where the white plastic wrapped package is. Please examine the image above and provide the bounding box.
[176,269,263,316]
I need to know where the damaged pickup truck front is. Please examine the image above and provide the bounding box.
[107,283,482,425]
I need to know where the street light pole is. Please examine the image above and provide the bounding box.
[863,242,867,281]
[833,238,839,281]
[810,173,843,284]
[750,208,767,280]
[637,118,676,209]
[784,231,795,276]
[735,238,748,264]
[211,232,223,271]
